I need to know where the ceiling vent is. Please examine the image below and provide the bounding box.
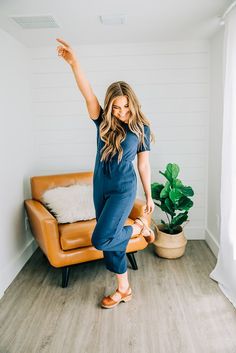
[10,15,60,29]
[99,14,127,25]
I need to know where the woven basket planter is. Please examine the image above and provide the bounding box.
[152,222,187,259]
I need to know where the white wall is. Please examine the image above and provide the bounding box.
[205,29,224,257]
[30,40,209,240]
[0,29,37,299]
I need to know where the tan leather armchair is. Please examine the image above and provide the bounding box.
[24,171,150,287]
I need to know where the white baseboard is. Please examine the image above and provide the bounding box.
[0,239,38,300]
[205,228,219,258]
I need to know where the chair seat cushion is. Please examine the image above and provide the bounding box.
[59,217,138,250]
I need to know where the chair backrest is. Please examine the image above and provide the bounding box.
[31,171,93,202]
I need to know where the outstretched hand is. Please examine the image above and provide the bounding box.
[144,196,155,214]
[56,38,77,66]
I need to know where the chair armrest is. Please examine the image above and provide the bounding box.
[129,198,152,226]
[24,199,62,263]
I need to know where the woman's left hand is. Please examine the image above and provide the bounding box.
[144,196,155,214]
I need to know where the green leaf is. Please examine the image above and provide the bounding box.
[171,212,188,227]
[164,198,175,215]
[178,196,194,211]
[180,185,194,197]
[164,164,173,182]
[151,183,164,200]
[169,188,183,203]
[160,203,172,215]
[160,181,171,198]
[159,171,169,181]
[173,179,183,189]
[166,163,180,180]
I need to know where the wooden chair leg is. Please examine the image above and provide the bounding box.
[127,252,138,270]
[62,266,70,288]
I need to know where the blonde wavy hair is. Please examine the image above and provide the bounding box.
[99,81,155,163]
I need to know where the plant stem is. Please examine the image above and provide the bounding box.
[165,212,170,224]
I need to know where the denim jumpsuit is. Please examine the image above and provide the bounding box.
[91,106,151,274]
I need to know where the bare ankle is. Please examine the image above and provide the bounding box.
[118,284,130,292]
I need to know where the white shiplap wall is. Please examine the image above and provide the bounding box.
[29,40,209,239]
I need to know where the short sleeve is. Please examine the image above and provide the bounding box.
[91,106,103,127]
[137,125,151,154]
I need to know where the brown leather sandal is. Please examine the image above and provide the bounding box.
[134,216,155,244]
[101,286,132,309]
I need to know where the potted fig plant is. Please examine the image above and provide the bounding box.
[151,163,194,259]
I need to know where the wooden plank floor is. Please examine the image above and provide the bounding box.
[0,241,236,353]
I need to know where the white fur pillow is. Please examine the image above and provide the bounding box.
[41,183,96,223]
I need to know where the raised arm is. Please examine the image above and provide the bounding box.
[56,38,100,119]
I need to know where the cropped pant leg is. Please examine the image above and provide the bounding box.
[92,189,136,274]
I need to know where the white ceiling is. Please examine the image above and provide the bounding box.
[0,0,231,47]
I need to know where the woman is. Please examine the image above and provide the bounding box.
[56,38,156,309]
